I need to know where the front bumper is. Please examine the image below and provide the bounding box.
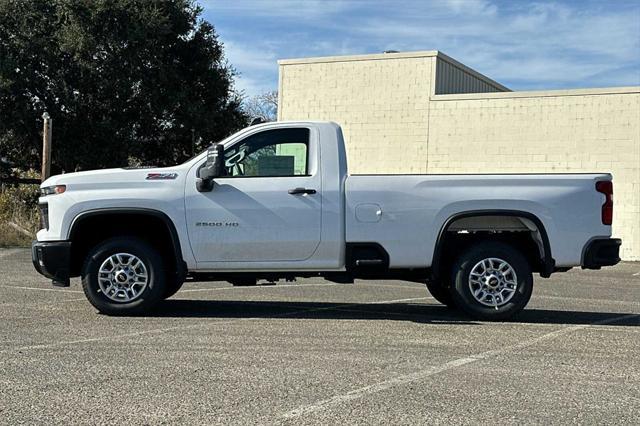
[31,240,72,287]
[582,238,621,269]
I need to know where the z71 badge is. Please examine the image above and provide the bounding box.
[146,172,178,180]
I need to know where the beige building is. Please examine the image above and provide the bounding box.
[277,51,640,260]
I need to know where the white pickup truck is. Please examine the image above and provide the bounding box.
[32,121,620,320]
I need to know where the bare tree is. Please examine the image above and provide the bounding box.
[243,90,278,122]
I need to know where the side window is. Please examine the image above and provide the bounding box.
[224,128,309,177]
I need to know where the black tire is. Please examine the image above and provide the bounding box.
[450,241,533,321]
[163,278,185,299]
[81,237,166,315]
[425,280,456,309]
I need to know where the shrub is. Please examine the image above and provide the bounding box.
[0,169,39,246]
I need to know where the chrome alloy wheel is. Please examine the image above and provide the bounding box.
[98,253,149,302]
[468,257,518,308]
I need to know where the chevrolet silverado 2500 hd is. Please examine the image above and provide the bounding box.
[32,121,621,320]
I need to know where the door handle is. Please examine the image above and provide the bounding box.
[288,187,317,195]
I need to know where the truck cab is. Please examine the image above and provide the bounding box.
[32,121,621,320]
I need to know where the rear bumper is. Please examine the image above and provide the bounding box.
[582,238,621,269]
[31,240,72,287]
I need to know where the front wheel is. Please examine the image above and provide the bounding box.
[425,280,456,309]
[450,242,533,321]
[81,237,166,315]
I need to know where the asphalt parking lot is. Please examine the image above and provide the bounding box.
[1,248,639,425]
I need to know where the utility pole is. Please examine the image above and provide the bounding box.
[41,112,52,182]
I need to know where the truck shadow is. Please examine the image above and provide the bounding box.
[149,299,640,326]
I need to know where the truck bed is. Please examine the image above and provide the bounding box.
[345,173,612,268]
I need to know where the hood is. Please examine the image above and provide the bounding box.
[41,165,186,188]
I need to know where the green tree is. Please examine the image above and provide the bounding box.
[0,0,247,173]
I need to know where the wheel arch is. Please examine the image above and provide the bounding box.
[431,209,555,281]
[67,208,185,278]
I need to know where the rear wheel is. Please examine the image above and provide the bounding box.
[81,237,166,315]
[163,278,185,299]
[450,241,533,321]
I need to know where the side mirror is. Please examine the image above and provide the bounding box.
[196,143,224,192]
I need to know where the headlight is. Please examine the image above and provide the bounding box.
[40,185,66,196]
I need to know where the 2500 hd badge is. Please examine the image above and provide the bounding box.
[195,221,239,227]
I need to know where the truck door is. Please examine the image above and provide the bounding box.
[184,127,322,264]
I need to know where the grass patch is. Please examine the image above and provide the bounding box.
[1,170,39,247]
[0,221,33,247]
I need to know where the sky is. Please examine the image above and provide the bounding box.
[201,0,640,98]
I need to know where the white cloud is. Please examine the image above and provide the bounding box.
[353,0,640,87]
[223,42,279,97]
[223,40,277,74]
[444,0,497,16]
[233,74,272,98]
[202,0,354,20]
[205,0,640,92]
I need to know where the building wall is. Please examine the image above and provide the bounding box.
[428,89,640,261]
[279,52,640,260]
[279,53,434,173]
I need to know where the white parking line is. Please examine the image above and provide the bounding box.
[536,294,640,307]
[0,285,83,294]
[12,298,89,309]
[0,296,430,354]
[0,322,218,354]
[365,296,429,304]
[281,312,640,420]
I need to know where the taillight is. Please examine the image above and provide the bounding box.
[595,181,613,225]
